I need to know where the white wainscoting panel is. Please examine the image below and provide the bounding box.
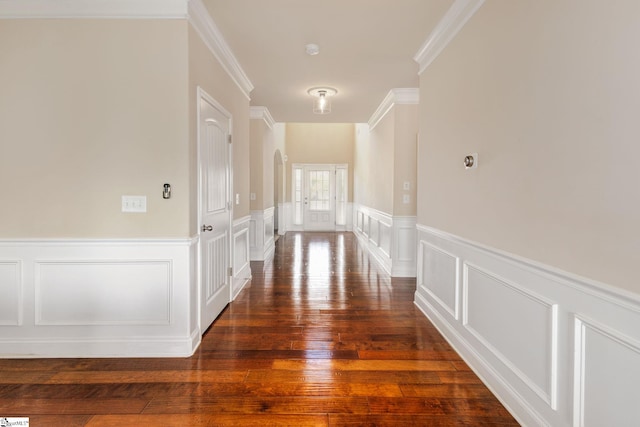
[0,238,199,358]
[250,208,275,261]
[418,242,458,319]
[35,260,171,326]
[352,204,416,278]
[0,261,22,325]
[414,225,640,427]
[232,216,251,299]
[463,263,557,409]
[573,316,640,427]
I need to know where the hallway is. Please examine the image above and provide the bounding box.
[0,232,518,426]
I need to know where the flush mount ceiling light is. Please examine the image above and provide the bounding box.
[305,43,320,56]
[307,87,337,115]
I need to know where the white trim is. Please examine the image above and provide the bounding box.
[417,240,460,319]
[0,238,200,358]
[414,225,640,427]
[415,292,544,427]
[0,261,22,326]
[232,216,251,299]
[249,106,276,129]
[368,88,419,131]
[462,262,559,409]
[413,0,486,74]
[416,224,640,311]
[352,204,416,278]
[249,208,275,261]
[0,329,201,358]
[188,0,253,100]
[572,314,640,427]
[0,0,188,18]
[0,237,196,246]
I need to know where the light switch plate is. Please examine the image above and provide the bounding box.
[250,193,256,200]
[403,181,410,191]
[122,195,147,213]
[235,193,240,205]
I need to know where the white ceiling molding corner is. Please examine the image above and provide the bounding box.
[187,0,254,100]
[249,106,276,129]
[0,0,189,19]
[368,88,419,131]
[413,0,485,74]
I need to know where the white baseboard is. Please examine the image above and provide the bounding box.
[0,238,200,358]
[352,204,416,277]
[414,224,640,427]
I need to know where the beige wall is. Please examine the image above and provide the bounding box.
[262,123,275,211]
[393,105,418,216]
[417,0,640,293]
[353,104,418,216]
[356,115,394,214]
[273,123,286,206]
[249,118,275,211]
[285,123,354,201]
[0,19,189,238]
[188,25,250,226]
[249,120,265,210]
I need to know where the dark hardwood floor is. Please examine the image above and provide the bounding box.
[0,232,519,426]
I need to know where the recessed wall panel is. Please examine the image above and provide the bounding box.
[465,264,557,407]
[575,318,640,427]
[36,260,171,325]
[419,242,458,318]
[0,261,21,325]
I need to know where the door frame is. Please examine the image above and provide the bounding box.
[196,86,233,334]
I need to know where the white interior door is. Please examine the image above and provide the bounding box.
[303,165,336,231]
[199,91,231,332]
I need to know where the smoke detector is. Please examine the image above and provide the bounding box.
[305,43,320,56]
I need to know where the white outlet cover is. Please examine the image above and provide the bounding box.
[122,195,147,213]
[403,194,410,204]
[235,193,240,205]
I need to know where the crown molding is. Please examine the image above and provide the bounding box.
[368,88,419,131]
[414,0,485,74]
[188,0,253,100]
[0,0,188,18]
[249,106,276,129]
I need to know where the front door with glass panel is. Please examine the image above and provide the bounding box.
[292,164,347,231]
[304,165,335,230]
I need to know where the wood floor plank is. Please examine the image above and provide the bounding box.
[196,382,403,397]
[0,398,148,414]
[142,396,370,415]
[272,359,457,371]
[23,415,93,427]
[0,232,518,426]
[86,414,329,427]
[46,370,248,384]
[357,350,461,360]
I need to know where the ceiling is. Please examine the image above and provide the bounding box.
[202,0,453,123]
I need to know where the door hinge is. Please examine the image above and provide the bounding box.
[228,267,233,276]
[228,135,232,144]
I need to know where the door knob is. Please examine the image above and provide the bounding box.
[201,225,213,232]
